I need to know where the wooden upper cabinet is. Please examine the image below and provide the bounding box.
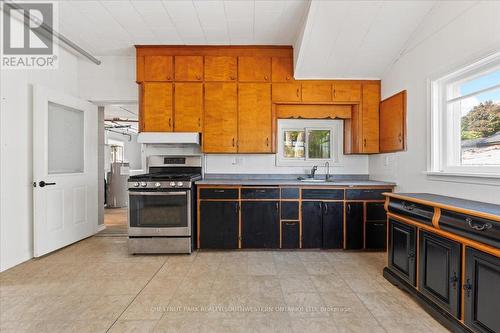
[141,82,173,132]
[272,83,301,102]
[238,56,271,82]
[174,56,203,81]
[238,84,272,153]
[361,82,380,153]
[302,83,332,102]
[204,56,237,81]
[380,90,406,153]
[272,57,293,82]
[174,83,203,132]
[144,56,173,81]
[333,82,361,102]
[203,83,238,153]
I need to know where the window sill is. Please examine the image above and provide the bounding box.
[424,171,500,186]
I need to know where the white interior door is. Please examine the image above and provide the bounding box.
[33,85,98,257]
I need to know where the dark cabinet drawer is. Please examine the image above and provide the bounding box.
[199,188,239,199]
[241,187,280,199]
[366,202,386,221]
[282,221,299,249]
[418,231,461,318]
[366,221,386,250]
[302,189,343,200]
[281,187,299,199]
[281,201,299,220]
[439,210,500,249]
[464,248,500,333]
[388,198,434,226]
[346,189,388,200]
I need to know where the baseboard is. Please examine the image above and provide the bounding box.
[383,267,473,333]
[96,224,106,233]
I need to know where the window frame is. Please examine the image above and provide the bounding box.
[429,51,500,176]
[276,119,341,167]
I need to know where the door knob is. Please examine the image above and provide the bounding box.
[39,181,56,187]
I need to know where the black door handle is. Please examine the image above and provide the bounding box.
[39,181,56,187]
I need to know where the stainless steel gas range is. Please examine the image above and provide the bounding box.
[127,155,201,254]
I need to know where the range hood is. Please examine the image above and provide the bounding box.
[137,132,200,145]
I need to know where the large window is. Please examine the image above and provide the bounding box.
[277,119,340,166]
[430,52,500,176]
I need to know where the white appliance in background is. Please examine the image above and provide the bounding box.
[106,162,129,208]
[137,132,200,145]
[33,85,98,257]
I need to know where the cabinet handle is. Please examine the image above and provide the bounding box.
[286,76,290,81]
[266,137,269,146]
[363,138,367,147]
[408,250,415,260]
[333,89,336,98]
[167,76,171,80]
[169,118,172,128]
[214,189,225,193]
[232,138,235,147]
[285,222,295,226]
[398,133,402,142]
[276,202,279,211]
[256,189,266,193]
[324,202,328,214]
[347,204,351,214]
[230,76,235,80]
[235,203,240,214]
[196,75,201,80]
[198,118,201,128]
[264,75,269,81]
[466,217,492,231]
[450,272,458,289]
[463,279,472,297]
[296,88,300,98]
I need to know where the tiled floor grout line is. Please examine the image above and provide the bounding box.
[105,257,170,332]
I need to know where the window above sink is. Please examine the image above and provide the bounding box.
[276,119,341,166]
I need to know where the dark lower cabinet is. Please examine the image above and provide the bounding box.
[365,202,387,250]
[301,201,323,248]
[388,218,416,286]
[345,202,363,249]
[322,202,343,249]
[464,248,500,333]
[282,221,299,249]
[199,201,239,249]
[418,231,461,317]
[241,201,279,248]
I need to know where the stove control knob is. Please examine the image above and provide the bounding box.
[177,182,183,187]
[170,182,176,187]
[155,182,161,188]
[140,182,147,187]
[133,182,140,187]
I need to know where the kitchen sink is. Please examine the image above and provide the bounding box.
[297,177,334,183]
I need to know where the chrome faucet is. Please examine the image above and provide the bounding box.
[310,165,318,179]
[325,162,330,181]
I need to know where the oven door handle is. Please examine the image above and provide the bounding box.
[129,191,187,196]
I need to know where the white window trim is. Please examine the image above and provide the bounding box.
[428,51,500,178]
[276,119,341,167]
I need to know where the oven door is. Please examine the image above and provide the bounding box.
[128,190,191,236]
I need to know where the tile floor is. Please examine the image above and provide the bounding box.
[0,236,449,333]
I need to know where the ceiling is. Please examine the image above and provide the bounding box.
[58,0,309,56]
[56,0,451,78]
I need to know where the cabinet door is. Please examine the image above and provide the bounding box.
[464,248,500,333]
[388,219,416,286]
[361,82,380,153]
[322,202,343,249]
[272,57,293,82]
[365,202,387,250]
[238,56,271,82]
[282,221,300,249]
[144,55,173,81]
[333,82,361,102]
[174,56,203,81]
[199,201,239,249]
[203,83,238,153]
[302,83,332,102]
[204,56,237,82]
[418,231,461,317]
[241,201,279,248]
[141,82,173,132]
[238,83,272,153]
[272,83,301,102]
[380,90,406,153]
[301,201,323,248]
[345,202,363,249]
[174,83,202,132]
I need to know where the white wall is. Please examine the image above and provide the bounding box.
[369,1,500,204]
[78,56,137,102]
[0,48,80,271]
[105,131,142,170]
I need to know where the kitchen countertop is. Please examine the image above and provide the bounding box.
[195,178,396,187]
[384,192,500,220]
